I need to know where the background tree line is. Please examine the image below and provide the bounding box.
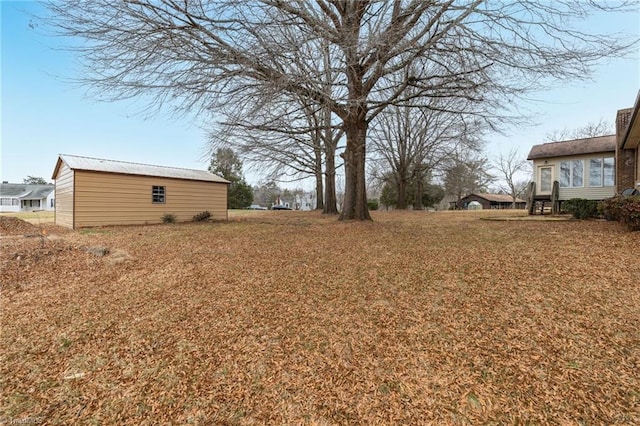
[44,1,637,219]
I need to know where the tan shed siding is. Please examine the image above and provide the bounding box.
[54,162,74,228]
[73,171,227,227]
[532,153,616,200]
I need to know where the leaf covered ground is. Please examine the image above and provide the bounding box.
[1,211,639,424]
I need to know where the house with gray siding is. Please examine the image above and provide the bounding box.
[0,183,55,212]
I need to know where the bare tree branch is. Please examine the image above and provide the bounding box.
[42,0,639,220]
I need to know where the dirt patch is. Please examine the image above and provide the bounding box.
[0,216,40,235]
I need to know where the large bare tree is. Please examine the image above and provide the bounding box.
[545,118,615,142]
[207,34,344,214]
[370,93,488,209]
[444,151,494,208]
[44,0,637,220]
[494,148,531,208]
[210,96,331,212]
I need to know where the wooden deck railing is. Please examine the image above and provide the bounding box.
[527,180,560,215]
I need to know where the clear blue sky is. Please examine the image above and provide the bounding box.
[1,1,639,185]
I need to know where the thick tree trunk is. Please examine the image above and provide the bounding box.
[413,169,424,210]
[315,170,324,211]
[323,104,338,215]
[337,12,369,221]
[397,177,408,209]
[314,131,324,211]
[339,114,371,220]
[324,148,338,214]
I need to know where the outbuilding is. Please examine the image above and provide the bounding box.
[51,154,229,229]
[454,193,527,210]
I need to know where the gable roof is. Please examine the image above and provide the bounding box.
[0,183,54,199]
[52,154,229,183]
[527,135,616,160]
[463,193,526,203]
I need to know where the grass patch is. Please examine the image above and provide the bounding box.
[0,211,54,224]
[1,210,638,424]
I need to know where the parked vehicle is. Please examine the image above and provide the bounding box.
[248,204,267,210]
[271,205,292,210]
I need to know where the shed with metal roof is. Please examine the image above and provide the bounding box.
[51,154,229,228]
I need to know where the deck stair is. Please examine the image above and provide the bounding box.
[527,181,560,215]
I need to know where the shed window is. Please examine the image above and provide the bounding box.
[152,186,166,203]
[559,160,583,188]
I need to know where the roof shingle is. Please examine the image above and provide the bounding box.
[527,135,616,160]
[0,184,54,199]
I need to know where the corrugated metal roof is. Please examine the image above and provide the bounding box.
[54,154,229,183]
[0,183,54,199]
[527,135,616,160]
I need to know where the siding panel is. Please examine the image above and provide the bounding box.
[54,163,74,228]
[74,171,227,227]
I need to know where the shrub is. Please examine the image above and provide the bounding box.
[367,198,379,211]
[619,195,640,231]
[597,195,640,231]
[599,195,626,221]
[192,211,211,222]
[161,213,177,223]
[563,198,598,220]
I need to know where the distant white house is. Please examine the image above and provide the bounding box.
[272,192,316,210]
[294,192,316,211]
[0,183,55,212]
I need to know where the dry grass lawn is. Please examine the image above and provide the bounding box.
[1,210,639,424]
[0,211,55,225]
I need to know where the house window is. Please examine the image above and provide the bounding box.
[559,160,584,188]
[1,198,11,206]
[589,157,615,187]
[50,198,55,208]
[152,186,166,203]
[604,157,615,186]
[589,158,602,187]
